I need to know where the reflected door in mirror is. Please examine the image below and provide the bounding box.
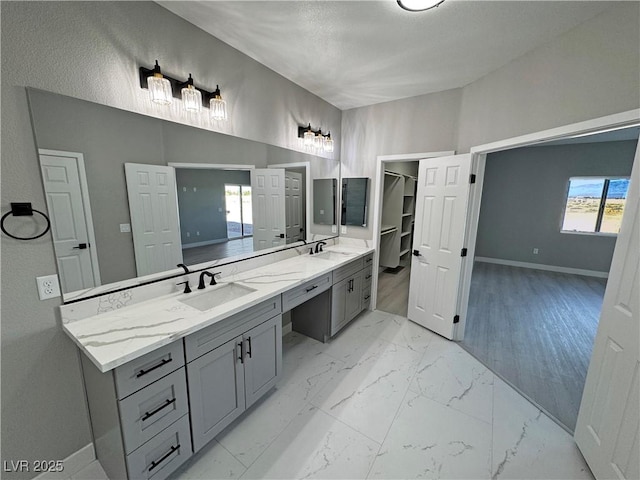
[251,169,286,250]
[125,163,183,276]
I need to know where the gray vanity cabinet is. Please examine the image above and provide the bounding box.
[185,297,283,453]
[187,337,246,452]
[331,271,363,336]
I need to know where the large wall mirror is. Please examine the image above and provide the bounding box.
[27,89,339,300]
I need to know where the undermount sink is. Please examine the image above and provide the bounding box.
[310,251,353,262]
[179,283,257,312]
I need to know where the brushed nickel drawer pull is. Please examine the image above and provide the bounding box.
[148,444,180,472]
[141,398,176,422]
[136,358,172,378]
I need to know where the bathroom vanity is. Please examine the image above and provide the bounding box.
[62,245,373,480]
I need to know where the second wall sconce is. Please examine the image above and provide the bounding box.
[298,124,334,153]
[139,60,228,121]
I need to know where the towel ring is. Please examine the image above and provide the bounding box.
[1,203,51,241]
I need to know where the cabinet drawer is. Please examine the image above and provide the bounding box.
[362,286,372,311]
[363,253,374,268]
[362,265,373,289]
[282,273,332,312]
[185,296,282,362]
[115,342,185,400]
[332,258,364,284]
[119,369,189,454]
[126,415,191,480]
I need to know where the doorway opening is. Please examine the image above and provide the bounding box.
[377,162,418,316]
[460,126,639,432]
[224,184,253,239]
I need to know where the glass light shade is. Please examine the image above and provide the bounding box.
[182,85,202,113]
[210,95,227,121]
[314,133,323,151]
[324,136,334,153]
[303,129,315,147]
[147,74,172,105]
[397,0,444,11]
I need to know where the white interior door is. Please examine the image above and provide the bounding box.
[407,154,472,339]
[125,163,183,276]
[285,171,303,243]
[251,169,286,250]
[39,152,97,293]
[574,143,640,479]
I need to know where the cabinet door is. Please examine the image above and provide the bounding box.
[345,271,363,322]
[243,315,282,408]
[330,278,349,337]
[187,337,245,452]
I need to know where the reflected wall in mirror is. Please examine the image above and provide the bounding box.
[313,178,337,225]
[341,177,370,227]
[27,89,339,299]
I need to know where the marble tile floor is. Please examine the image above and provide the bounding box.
[71,310,594,480]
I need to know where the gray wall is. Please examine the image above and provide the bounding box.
[176,169,251,245]
[476,141,637,272]
[1,3,340,478]
[340,2,639,241]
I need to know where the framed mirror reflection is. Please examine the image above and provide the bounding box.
[27,89,339,300]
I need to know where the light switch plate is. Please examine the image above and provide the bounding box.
[36,275,61,300]
[341,225,347,234]
[332,225,337,233]
[120,223,131,233]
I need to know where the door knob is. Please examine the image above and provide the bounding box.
[412,249,421,257]
[73,243,88,250]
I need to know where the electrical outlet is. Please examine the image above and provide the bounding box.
[341,225,347,234]
[119,223,131,233]
[36,275,61,300]
[533,248,539,254]
[332,225,337,233]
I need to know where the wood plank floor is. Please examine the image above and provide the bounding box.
[182,237,254,265]
[376,265,411,317]
[461,261,607,432]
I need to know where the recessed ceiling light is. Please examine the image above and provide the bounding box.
[397,0,445,12]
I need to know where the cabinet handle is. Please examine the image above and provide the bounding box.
[148,444,180,472]
[366,257,372,263]
[306,285,318,293]
[246,337,252,359]
[364,295,371,300]
[237,341,244,364]
[136,357,172,378]
[141,398,176,422]
[365,274,372,280]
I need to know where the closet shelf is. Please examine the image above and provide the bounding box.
[381,225,398,236]
[400,248,411,257]
[401,231,412,237]
[402,212,412,217]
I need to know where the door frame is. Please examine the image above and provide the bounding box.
[38,148,102,287]
[268,162,311,244]
[370,151,456,310]
[455,108,640,341]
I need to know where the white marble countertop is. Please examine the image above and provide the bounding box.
[63,245,373,373]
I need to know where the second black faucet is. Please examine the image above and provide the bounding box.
[198,271,221,289]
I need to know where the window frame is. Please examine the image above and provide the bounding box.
[560,176,630,236]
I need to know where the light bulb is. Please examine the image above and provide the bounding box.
[147,61,172,105]
[324,134,334,153]
[303,124,315,148]
[210,86,227,121]
[182,80,202,113]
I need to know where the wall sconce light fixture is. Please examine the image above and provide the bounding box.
[139,61,228,120]
[298,124,334,153]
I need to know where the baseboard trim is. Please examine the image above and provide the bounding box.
[33,443,95,480]
[282,322,292,336]
[475,257,609,278]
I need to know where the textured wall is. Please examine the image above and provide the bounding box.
[1,2,340,478]
[456,3,640,153]
[476,141,637,272]
[340,2,639,241]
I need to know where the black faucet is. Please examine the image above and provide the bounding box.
[177,280,191,294]
[315,241,327,254]
[198,271,221,289]
[177,263,190,274]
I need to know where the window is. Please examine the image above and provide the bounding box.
[561,177,630,234]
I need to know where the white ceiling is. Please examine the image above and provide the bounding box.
[158,1,617,110]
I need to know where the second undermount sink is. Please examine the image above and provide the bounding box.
[310,251,353,262]
[179,283,257,312]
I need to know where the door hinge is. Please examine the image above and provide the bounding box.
[461,248,467,257]
[453,315,460,324]
[469,174,476,184]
